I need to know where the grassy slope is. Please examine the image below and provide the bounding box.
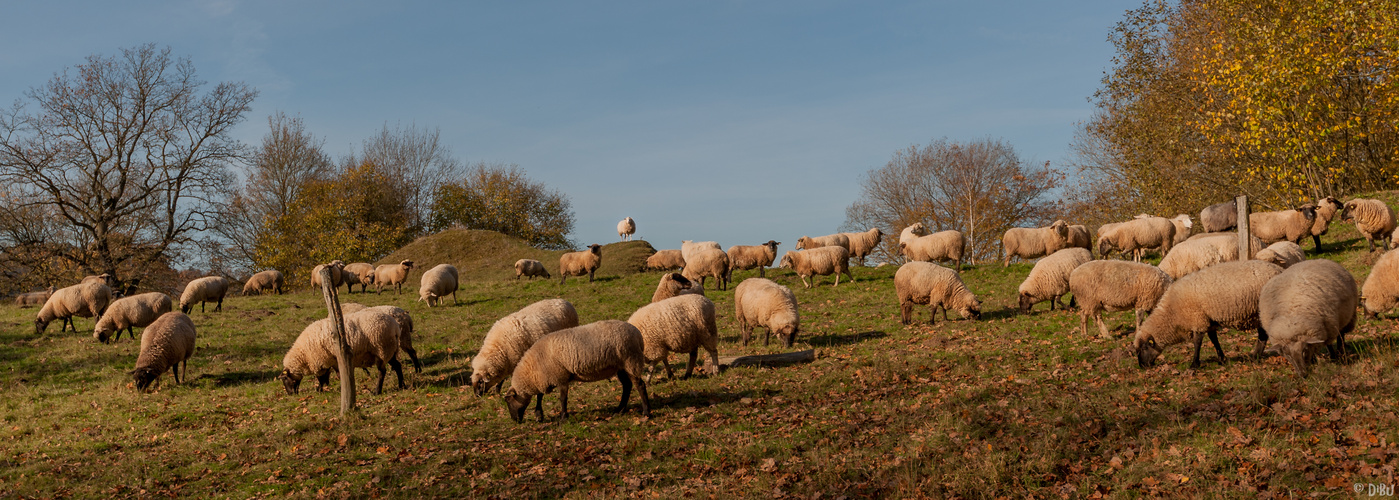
[4,200,1399,498]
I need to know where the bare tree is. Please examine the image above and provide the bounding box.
[356,123,463,235]
[0,44,256,286]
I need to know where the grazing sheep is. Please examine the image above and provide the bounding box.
[1249,206,1318,245]
[1068,260,1171,338]
[681,248,730,291]
[35,282,113,334]
[310,261,345,289]
[1259,259,1358,378]
[179,276,229,314]
[726,240,780,278]
[1096,217,1175,262]
[342,303,422,373]
[1255,241,1306,269]
[1200,200,1238,233]
[1002,220,1070,266]
[374,260,416,295]
[733,278,801,347]
[470,298,580,396]
[779,246,853,288]
[1185,232,1266,260]
[342,263,376,293]
[242,270,284,296]
[559,244,603,284]
[1017,248,1093,314]
[617,217,636,241]
[645,249,686,271]
[15,287,54,308]
[841,228,883,265]
[94,292,173,344]
[651,273,705,303]
[895,261,981,325]
[417,263,460,307]
[1157,237,1228,279]
[680,240,721,263]
[1132,260,1284,368]
[901,230,966,271]
[1066,225,1093,251]
[278,309,405,395]
[131,312,197,391]
[1362,249,1399,320]
[627,295,720,381]
[900,223,930,247]
[796,233,851,252]
[514,259,550,280]
[1342,198,1396,252]
[1307,197,1343,249]
[503,320,652,422]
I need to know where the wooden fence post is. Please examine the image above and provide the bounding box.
[1236,195,1251,260]
[318,266,355,415]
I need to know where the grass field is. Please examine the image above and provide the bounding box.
[3,211,1399,498]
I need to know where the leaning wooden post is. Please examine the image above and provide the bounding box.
[1236,195,1251,261]
[318,266,356,415]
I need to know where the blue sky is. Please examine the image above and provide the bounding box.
[0,1,1131,259]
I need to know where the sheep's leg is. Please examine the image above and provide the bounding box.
[681,349,697,380]
[759,267,765,278]
[1189,332,1206,369]
[614,373,632,414]
[1253,328,1270,358]
[740,318,752,346]
[833,272,840,287]
[927,304,938,325]
[633,373,651,416]
[404,346,422,373]
[1080,310,1089,337]
[171,363,180,384]
[495,380,504,395]
[533,394,545,422]
[389,358,405,389]
[1094,312,1110,338]
[900,302,913,326]
[800,276,811,289]
[705,347,720,376]
[1312,234,1322,251]
[942,304,950,322]
[125,326,135,341]
[662,354,676,380]
[587,270,595,283]
[1207,327,1226,364]
[763,326,771,346]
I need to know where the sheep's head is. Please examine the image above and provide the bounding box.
[779,253,795,269]
[470,370,497,397]
[588,244,602,256]
[278,369,303,395]
[1133,334,1163,368]
[905,222,927,236]
[33,318,48,335]
[504,389,531,423]
[1341,201,1358,222]
[772,313,800,348]
[132,367,161,391]
[1016,293,1033,315]
[1265,338,1324,378]
[93,324,115,344]
[400,260,415,271]
[763,240,780,250]
[962,299,982,321]
[796,237,811,249]
[363,270,376,284]
[1095,238,1113,258]
[1297,205,1317,222]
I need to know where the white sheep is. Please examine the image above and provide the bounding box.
[1067,260,1171,338]
[1132,260,1284,368]
[278,309,406,395]
[1066,225,1093,251]
[617,217,636,241]
[645,249,686,271]
[1307,197,1343,249]
[900,230,965,271]
[894,261,981,325]
[796,233,851,252]
[418,263,460,307]
[1249,206,1318,245]
[469,298,580,396]
[1167,214,1193,245]
[1342,198,1396,252]
[342,263,376,293]
[1158,236,1231,279]
[1096,217,1175,262]
[310,260,345,289]
[502,320,652,422]
[1259,259,1358,378]
[35,282,112,334]
[94,292,173,344]
[1017,248,1092,314]
[374,260,416,295]
[899,223,930,247]
[342,303,422,373]
[131,312,197,391]
[726,240,780,278]
[627,294,720,381]
[681,248,730,291]
[179,276,229,314]
[1185,232,1265,260]
[82,273,116,289]
[841,228,883,265]
[680,240,721,263]
[1363,249,1399,320]
[779,246,853,288]
[1254,241,1305,269]
[242,270,284,296]
[733,277,801,347]
[1002,220,1069,266]
[514,259,551,280]
[559,244,603,284]
[15,287,54,308]
[651,272,705,303]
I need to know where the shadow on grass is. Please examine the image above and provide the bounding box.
[807,330,886,347]
[649,387,781,410]
[196,369,280,387]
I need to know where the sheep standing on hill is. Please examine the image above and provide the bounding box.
[617,217,636,242]
[180,276,229,314]
[1362,249,1399,320]
[1260,259,1358,378]
[1342,198,1396,252]
[727,240,780,278]
[131,312,197,391]
[94,292,173,344]
[279,309,405,395]
[733,278,801,347]
[514,259,550,280]
[242,270,284,296]
[342,263,376,293]
[310,260,345,289]
[900,223,929,247]
[1250,206,1318,245]
[895,261,981,325]
[841,228,883,265]
[645,249,686,271]
[627,294,719,381]
[418,263,460,307]
[1308,197,1343,249]
[795,233,851,252]
[1017,248,1092,314]
[374,260,416,295]
[901,230,965,271]
[1200,200,1238,233]
[559,244,603,284]
[651,273,705,303]
[1132,260,1284,368]
[342,303,422,373]
[35,282,112,334]
[1066,225,1093,252]
[15,287,54,308]
[1068,260,1171,338]
[470,299,580,395]
[1096,217,1175,262]
[682,248,730,290]
[1254,241,1306,269]
[503,320,651,422]
[1002,220,1069,266]
[779,246,853,288]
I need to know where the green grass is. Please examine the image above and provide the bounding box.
[4,202,1399,498]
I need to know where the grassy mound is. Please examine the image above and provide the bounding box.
[375,229,656,282]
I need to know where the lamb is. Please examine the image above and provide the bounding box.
[1096,217,1175,262]
[278,309,405,395]
[1362,249,1399,319]
[341,263,376,293]
[1342,198,1396,252]
[795,233,851,252]
[779,246,853,288]
[558,244,603,284]
[1017,248,1093,314]
[417,263,460,307]
[469,298,580,396]
[94,292,173,344]
[1307,197,1343,249]
[310,260,345,289]
[374,260,416,295]
[1259,259,1358,378]
[726,240,779,278]
[1249,206,1318,245]
[341,303,422,373]
[681,248,730,290]
[651,273,705,303]
[35,282,113,334]
[895,262,981,324]
[513,259,550,280]
[1002,220,1069,266]
[617,217,636,241]
[502,320,652,422]
[179,276,229,314]
[1066,225,1093,251]
[1254,241,1306,269]
[841,228,883,265]
[15,287,54,308]
[680,240,721,263]
[627,294,720,381]
[645,250,686,271]
[900,230,965,271]
[1067,260,1171,338]
[733,277,801,347]
[242,270,284,296]
[1132,260,1284,368]
[1200,200,1238,233]
[131,312,197,391]
[899,223,930,246]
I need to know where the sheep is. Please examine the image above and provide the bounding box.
[1066,225,1093,251]
[1307,197,1343,249]
[1096,217,1175,262]
[82,273,116,289]
[617,217,636,241]
[131,312,197,391]
[469,298,580,396]
[795,233,851,252]
[1132,260,1284,368]
[558,244,603,284]
[1254,241,1306,269]
[779,246,853,288]
[726,240,779,278]
[1167,214,1193,245]
[341,303,422,373]
[899,223,930,246]
[645,250,686,271]
[1259,259,1358,378]
[1157,236,1228,279]
[374,260,416,295]
[895,261,981,325]
[1249,206,1318,245]
[342,263,376,293]
[1362,249,1399,320]
[15,287,54,308]
[1185,231,1266,260]
[1200,200,1238,233]
[417,263,460,307]
[733,277,801,347]
[627,294,720,381]
[310,260,345,289]
[651,272,705,303]
[841,228,883,265]
[94,292,173,344]
[514,259,551,280]
[179,276,229,314]
[1002,220,1070,266]
[1017,248,1093,314]
[278,309,405,395]
[34,282,113,335]
[901,230,965,271]
[242,270,284,296]
[1067,260,1171,338]
[502,320,651,422]
[681,248,730,291]
[680,240,721,263]
[1342,198,1396,252]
